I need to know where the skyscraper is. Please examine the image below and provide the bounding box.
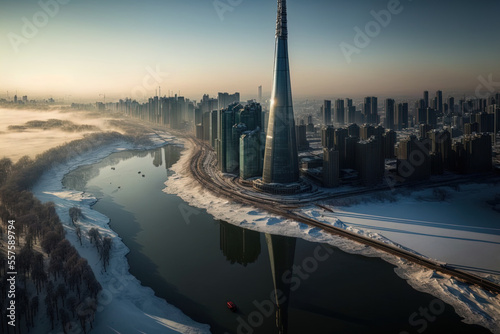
[334,99,345,125]
[395,103,408,130]
[436,90,443,114]
[385,98,395,130]
[363,97,378,124]
[423,91,429,108]
[258,86,263,103]
[261,0,299,185]
[322,100,332,125]
[448,97,455,114]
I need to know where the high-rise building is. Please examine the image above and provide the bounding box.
[475,111,494,133]
[240,130,266,180]
[346,105,356,124]
[464,122,480,135]
[463,133,492,173]
[427,108,437,127]
[321,126,335,149]
[258,0,300,190]
[360,124,375,140]
[210,110,218,148]
[202,112,211,141]
[423,91,429,108]
[448,97,455,114]
[295,124,308,151]
[382,130,397,159]
[363,97,378,124]
[397,135,431,181]
[419,124,433,139]
[347,123,360,138]
[395,103,408,130]
[306,115,315,132]
[436,90,443,113]
[344,136,358,169]
[417,108,427,125]
[218,92,240,109]
[334,99,345,125]
[323,148,339,188]
[227,123,248,173]
[428,129,452,171]
[355,137,383,185]
[334,128,349,169]
[216,103,241,173]
[239,102,263,131]
[385,98,395,130]
[322,100,332,125]
[258,85,263,103]
[195,124,204,140]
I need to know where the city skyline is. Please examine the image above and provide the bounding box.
[1,0,500,100]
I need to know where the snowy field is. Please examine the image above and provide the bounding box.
[165,139,500,334]
[322,185,500,278]
[32,133,210,334]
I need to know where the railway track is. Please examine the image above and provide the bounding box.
[187,137,500,295]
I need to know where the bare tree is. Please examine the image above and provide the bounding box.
[75,225,82,245]
[69,207,83,225]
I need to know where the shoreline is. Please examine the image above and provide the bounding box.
[32,132,211,334]
[29,129,499,334]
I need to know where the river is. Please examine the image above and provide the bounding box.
[62,144,489,334]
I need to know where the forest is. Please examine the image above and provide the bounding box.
[0,130,143,333]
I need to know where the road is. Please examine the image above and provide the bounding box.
[186,136,500,295]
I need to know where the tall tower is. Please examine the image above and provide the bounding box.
[262,0,299,184]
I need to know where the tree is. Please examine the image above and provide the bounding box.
[69,207,83,225]
[75,225,82,245]
[87,228,101,250]
[66,296,77,318]
[59,308,70,334]
[41,231,62,255]
[57,284,68,307]
[45,294,55,330]
[31,296,39,326]
[101,236,112,271]
[0,157,12,186]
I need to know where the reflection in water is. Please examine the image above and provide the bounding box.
[153,147,163,167]
[63,145,182,190]
[220,221,261,266]
[266,234,296,334]
[163,145,181,170]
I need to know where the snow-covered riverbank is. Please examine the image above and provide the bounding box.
[164,138,500,334]
[30,130,500,334]
[32,132,210,334]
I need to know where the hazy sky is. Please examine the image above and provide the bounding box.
[1,0,499,101]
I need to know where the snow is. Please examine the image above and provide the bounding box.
[164,138,500,334]
[32,132,210,334]
[326,186,500,279]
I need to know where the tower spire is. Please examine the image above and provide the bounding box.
[258,0,299,186]
[276,0,288,39]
